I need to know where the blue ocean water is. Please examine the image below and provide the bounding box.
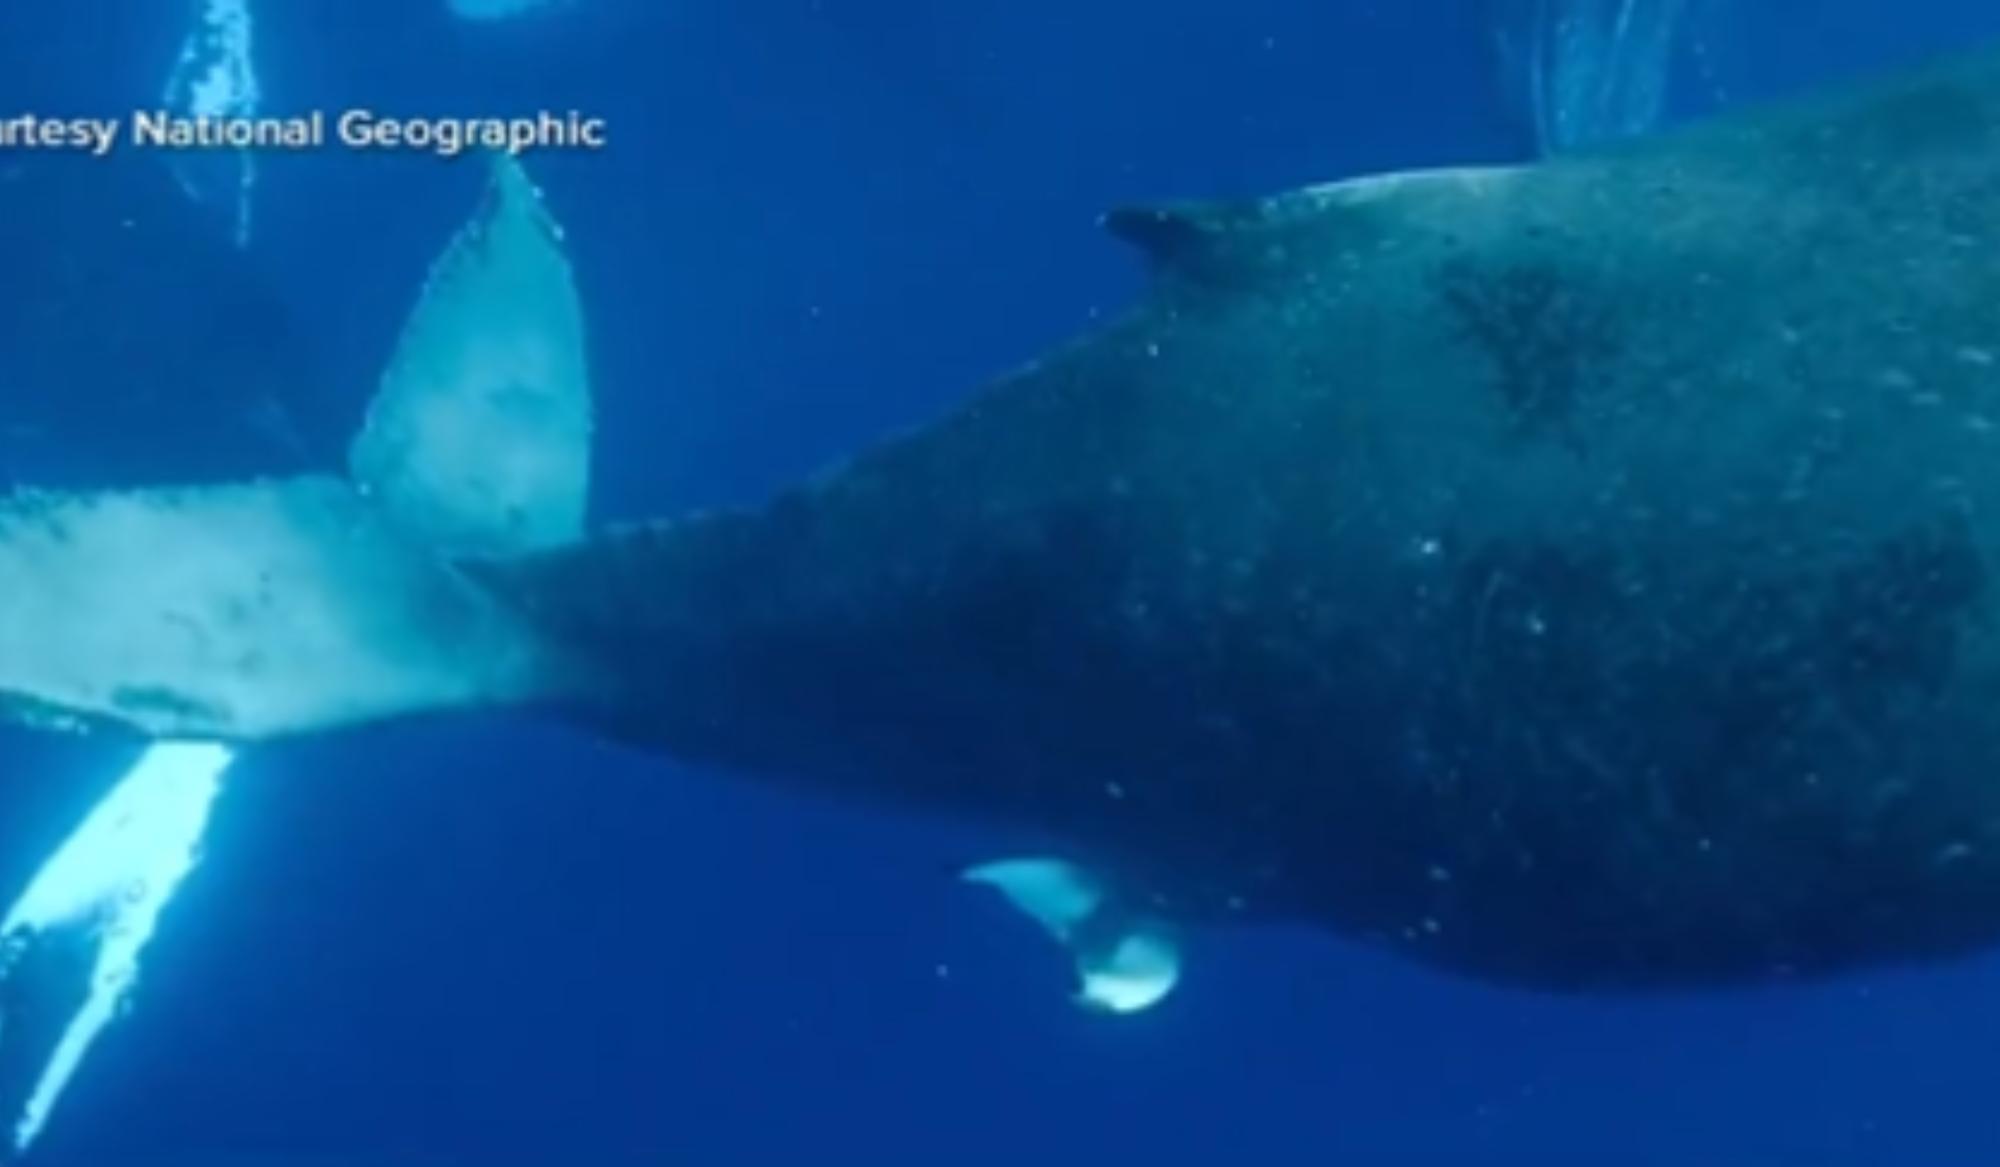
[5,1,2000,1162]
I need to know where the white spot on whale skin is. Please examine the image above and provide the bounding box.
[962,858,1181,1016]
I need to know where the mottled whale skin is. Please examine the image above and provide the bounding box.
[495,44,2000,993]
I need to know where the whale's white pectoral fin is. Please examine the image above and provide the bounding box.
[0,742,235,1155]
[0,477,561,742]
[962,857,1182,1016]
[350,153,592,559]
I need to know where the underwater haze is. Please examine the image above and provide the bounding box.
[8,0,2000,1163]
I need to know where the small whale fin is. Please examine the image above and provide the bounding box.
[350,152,593,559]
[1104,164,1517,287]
[1100,202,1235,270]
[962,857,1182,1016]
[1099,199,1276,287]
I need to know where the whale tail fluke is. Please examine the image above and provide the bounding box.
[0,154,594,748]
[0,154,593,1151]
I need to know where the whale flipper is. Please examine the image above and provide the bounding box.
[963,858,1181,1015]
[0,742,233,1153]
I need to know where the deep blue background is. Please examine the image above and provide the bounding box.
[9,1,2000,1162]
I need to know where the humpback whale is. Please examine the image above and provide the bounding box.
[7,42,2000,999]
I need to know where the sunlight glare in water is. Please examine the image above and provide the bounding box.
[447,0,576,22]
[1494,0,1693,153]
[0,742,234,1154]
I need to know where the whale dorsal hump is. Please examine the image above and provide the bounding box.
[1101,164,1521,286]
[1099,200,1245,274]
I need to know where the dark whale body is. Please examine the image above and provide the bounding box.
[0,154,329,489]
[507,45,2000,993]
